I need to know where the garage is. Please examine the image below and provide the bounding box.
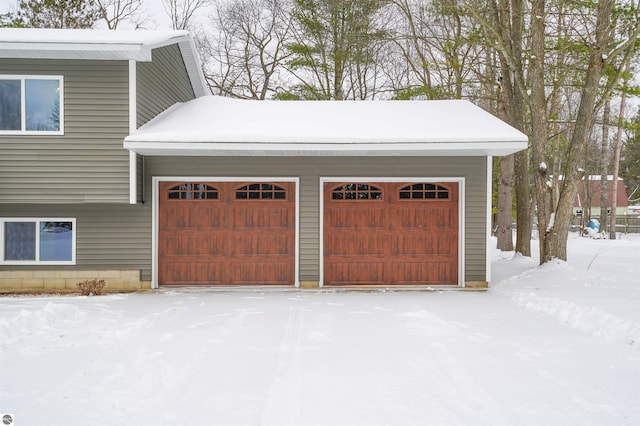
[323,181,459,286]
[158,181,296,286]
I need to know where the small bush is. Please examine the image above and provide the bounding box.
[77,279,106,296]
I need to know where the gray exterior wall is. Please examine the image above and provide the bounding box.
[1,46,199,282]
[144,156,488,282]
[135,44,198,202]
[0,45,197,205]
[0,203,152,280]
[136,44,196,128]
[0,156,488,283]
[0,59,131,203]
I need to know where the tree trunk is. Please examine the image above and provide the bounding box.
[600,97,610,232]
[514,149,531,256]
[528,0,551,262]
[509,0,532,257]
[610,83,627,239]
[495,0,529,255]
[496,155,515,251]
[542,0,614,262]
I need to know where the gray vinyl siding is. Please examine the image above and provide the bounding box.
[0,203,151,279]
[145,156,488,282]
[0,156,488,283]
[0,59,130,203]
[136,44,196,128]
[135,44,197,202]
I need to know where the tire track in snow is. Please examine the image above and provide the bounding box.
[259,305,304,426]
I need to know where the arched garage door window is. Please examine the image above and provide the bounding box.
[398,183,450,200]
[167,183,219,200]
[331,183,383,200]
[235,183,287,200]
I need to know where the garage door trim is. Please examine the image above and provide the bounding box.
[319,177,465,287]
[152,176,300,289]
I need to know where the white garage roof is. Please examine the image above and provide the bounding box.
[124,95,528,157]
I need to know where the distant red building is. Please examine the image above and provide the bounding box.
[571,176,629,217]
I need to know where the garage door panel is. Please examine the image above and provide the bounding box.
[233,262,292,285]
[230,206,292,229]
[160,261,225,285]
[326,234,389,256]
[392,262,430,284]
[395,207,457,229]
[324,181,458,286]
[231,233,292,256]
[160,234,228,256]
[326,261,385,285]
[326,208,386,229]
[162,205,224,229]
[426,262,456,283]
[392,261,457,285]
[394,233,457,256]
[190,208,223,228]
[159,181,295,286]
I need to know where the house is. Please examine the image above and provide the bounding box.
[572,176,629,217]
[1,29,528,292]
[1,28,207,292]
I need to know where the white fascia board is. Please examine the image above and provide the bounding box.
[123,141,528,157]
[178,39,209,97]
[0,42,152,61]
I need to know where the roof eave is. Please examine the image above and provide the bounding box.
[123,140,528,157]
[0,41,152,61]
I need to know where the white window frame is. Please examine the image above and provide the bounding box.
[0,75,64,135]
[0,218,77,265]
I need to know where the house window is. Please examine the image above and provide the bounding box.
[168,183,219,200]
[331,183,383,200]
[1,218,76,264]
[236,183,287,200]
[0,76,64,134]
[399,183,450,200]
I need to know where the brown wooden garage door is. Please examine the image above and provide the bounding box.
[159,181,295,286]
[324,182,458,285]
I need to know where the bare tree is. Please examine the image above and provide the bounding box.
[95,0,148,29]
[464,0,639,263]
[461,0,530,254]
[386,0,483,100]
[163,0,209,30]
[204,0,292,99]
[539,0,638,262]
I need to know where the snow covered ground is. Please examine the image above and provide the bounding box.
[1,234,639,426]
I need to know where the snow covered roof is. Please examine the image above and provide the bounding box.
[124,96,529,157]
[0,28,208,97]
